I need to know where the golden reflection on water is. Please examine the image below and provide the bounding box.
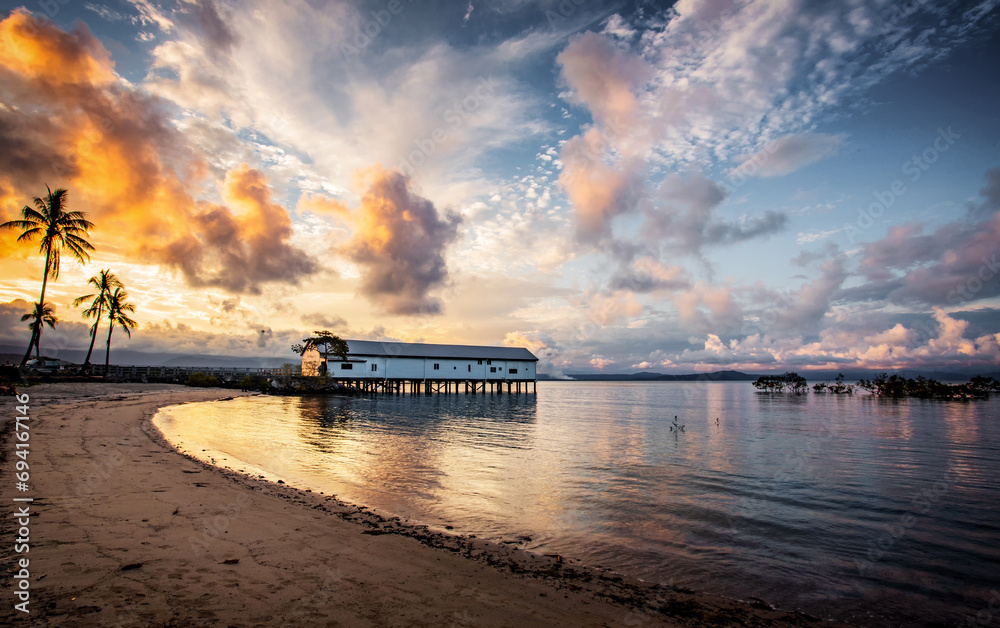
[154,382,1000,626]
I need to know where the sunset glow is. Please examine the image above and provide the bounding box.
[1,1,998,373]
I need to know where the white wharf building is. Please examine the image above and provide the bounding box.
[319,339,538,394]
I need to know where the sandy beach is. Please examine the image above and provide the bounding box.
[0,383,853,627]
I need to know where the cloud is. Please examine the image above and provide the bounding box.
[968,165,1000,218]
[557,31,652,134]
[296,193,350,216]
[583,290,644,327]
[555,32,655,243]
[589,355,615,370]
[140,0,548,214]
[550,2,991,176]
[774,256,849,333]
[673,281,742,334]
[558,128,646,242]
[0,10,115,86]
[503,330,568,377]
[176,0,236,56]
[300,313,348,329]
[611,256,690,293]
[154,165,319,294]
[342,166,462,315]
[0,298,92,359]
[643,172,786,257]
[730,133,846,180]
[849,178,1000,307]
[0,12,317,296]
[669,308,1000,371]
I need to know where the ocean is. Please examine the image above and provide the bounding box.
[153,381,1000,626]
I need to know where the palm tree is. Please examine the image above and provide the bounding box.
[1,186,94,365]
[20,302,58,360]
[72,269,123,369]
[103,287,137,374]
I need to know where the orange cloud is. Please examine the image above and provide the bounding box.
[0,11,315,294]
[0,9,114,86]
[342,165,461,315]
[155,165,318,294]
[296,192,350,216]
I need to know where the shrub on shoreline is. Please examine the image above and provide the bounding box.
[856,373,1000,399]
[755,372,998,400]
[752,372,808,393]
[185,372,220,388]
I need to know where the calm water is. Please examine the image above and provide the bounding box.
[154,382,1000,626]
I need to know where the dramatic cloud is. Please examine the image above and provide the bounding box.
[157,165,319,294]
[342,167,462,315]
[0,11,317,295]
[1,3,998,374]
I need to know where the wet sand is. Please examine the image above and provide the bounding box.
[0,383,853,626]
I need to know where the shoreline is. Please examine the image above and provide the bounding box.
[1,383,853,626]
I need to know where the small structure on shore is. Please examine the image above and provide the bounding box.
[312,339,539,394]
[300,346,323,377]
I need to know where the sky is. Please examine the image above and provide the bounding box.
[0,0,999,374]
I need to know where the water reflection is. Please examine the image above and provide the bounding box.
[155,383,1000,627]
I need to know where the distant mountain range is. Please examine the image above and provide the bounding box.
[542,369,1000,382]
[542,370,757,381]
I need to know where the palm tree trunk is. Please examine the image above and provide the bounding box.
[105,323,114,375]
[83,303,103,366]
[21,247,53,367]
[20,328,35,366]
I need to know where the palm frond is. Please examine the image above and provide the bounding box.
[1,219,39,231]
[20,206,45,222]
[73,292,97,307]
[14,227,42,242]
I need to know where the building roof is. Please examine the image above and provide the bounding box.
[343,340,538,361]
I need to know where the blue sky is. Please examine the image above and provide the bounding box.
[0,0,999,373]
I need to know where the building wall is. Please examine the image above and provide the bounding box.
[301,348,322,377]
[328,356,536,380]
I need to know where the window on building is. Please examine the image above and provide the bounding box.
[433,363,440,370]
[490,366,497,373]
[341,363,353,370]
[371,364,377,372]
[477,359,483,365]
[487,360,492,365]
[453,366,457,369]
[467,365,471,372]
[509,368,518,374]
